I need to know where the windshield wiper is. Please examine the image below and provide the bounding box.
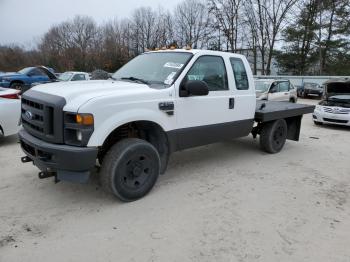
[120,77,149,85]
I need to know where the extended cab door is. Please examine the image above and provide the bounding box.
[174,54,255,150]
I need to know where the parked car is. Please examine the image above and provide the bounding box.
[255,79,297,103]
[58,71,90,81]
[91,69,110,80]
[19,49,314,201]
[0,87,21,138]
[0,66,57,92]
[31,71,90,88]
[297,82,323,98]
[313,78,350,126]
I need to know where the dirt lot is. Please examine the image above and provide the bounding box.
[0,98,349,262]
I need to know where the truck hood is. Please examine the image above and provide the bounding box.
[31,80,151,107]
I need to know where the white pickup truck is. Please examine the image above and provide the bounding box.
[19,49,314,201]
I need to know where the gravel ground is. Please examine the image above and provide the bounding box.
[0,98,349,262]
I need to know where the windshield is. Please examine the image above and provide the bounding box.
[58,72,73,81]
[18,67,34,75]
[112,52,193,88]
[255,81,271,92]
[304,83,320,88]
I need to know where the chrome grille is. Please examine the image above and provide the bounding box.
[322,106,350,114]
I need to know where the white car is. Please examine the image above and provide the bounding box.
[58,71,90,82]
[255,79,298,103]
[0,87,21,137]
[313,78,350,126]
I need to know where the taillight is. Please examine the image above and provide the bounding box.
[0,93,20,99]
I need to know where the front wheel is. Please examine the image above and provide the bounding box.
[100,138,160,201]
[10,82,24,92]
[260,119,288,154]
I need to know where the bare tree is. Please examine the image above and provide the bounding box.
[208,0,243,51]
[244,0,298,74]
[174,0,212,48]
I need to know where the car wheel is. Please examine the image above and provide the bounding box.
[100,138,160,201]
[10,82,24,92]
[314,121,323,126]
[260,119,288,154]
[289,98,296,103]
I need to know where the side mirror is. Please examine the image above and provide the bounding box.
[180,80,209,97]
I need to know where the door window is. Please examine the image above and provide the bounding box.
[29,68,46,76]
[185,56,228,91]
[278,81,290,92]
[71,74,86,81]
[229,58,249,90]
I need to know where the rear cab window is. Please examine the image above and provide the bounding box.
[229,58,249,90]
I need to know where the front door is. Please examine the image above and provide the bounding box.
[175,55,245,150]
[268,81,290,101]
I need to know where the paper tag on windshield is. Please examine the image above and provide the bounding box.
[164,62,184,69]
[164,72,177,85]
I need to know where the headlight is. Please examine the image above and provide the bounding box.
[64,112,94,146]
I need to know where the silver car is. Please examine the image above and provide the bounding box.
[255,79,298,103]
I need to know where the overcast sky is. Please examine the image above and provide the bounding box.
[0,0,181,47]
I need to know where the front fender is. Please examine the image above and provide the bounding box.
[86,108,174,147]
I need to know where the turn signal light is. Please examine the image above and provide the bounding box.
[76,114,94,125]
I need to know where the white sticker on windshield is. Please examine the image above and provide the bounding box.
[164,62,184,69]
[164,72,177,85]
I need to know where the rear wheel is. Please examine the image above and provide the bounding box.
[314,121,323,126]
[260,119,288,154]
[100,138,160,201]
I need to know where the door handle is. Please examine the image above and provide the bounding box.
[284,92,289,95]
[229,98,235,109]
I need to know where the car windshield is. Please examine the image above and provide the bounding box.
[59,72,73,81]
[255,81,271,92]
[304,83,319,88]
[18,67,34,75]
[112,52,193,88]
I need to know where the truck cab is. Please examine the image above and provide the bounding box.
[19,49,313,201]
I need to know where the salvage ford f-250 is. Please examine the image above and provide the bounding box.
[19,49,314,201]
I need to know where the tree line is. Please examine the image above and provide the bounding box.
[0,0,349,75]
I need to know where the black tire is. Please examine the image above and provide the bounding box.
[260,119,288,154]
[314,121,323,126]
[10,82,24,92]
[289,98,296,103]
[100,138,160,201]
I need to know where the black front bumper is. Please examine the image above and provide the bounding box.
[305,89,322,96]
[19,129,98,183]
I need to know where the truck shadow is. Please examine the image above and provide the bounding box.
[0,134,18,146]
[37,137,263,204]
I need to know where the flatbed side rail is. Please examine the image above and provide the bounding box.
[255,101,315,122]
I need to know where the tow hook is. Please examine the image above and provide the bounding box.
[21,156,32,163]
[38,171,60,183]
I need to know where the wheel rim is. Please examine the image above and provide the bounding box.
[272,125,285,148]
[120,155,152,190]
